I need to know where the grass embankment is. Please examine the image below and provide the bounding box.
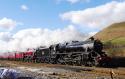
[94,22,125,56]
[103,37,125,56]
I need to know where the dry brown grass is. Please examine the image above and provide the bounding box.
[94,22,125,42]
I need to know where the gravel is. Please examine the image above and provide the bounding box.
[0,60,125,79]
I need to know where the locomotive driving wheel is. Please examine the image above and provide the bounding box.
[56,55,66,65]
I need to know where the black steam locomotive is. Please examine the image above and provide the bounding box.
[33,39,111,66]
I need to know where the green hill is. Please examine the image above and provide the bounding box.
[94,22,125,56]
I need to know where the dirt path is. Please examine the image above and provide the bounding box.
[0,60,125,79]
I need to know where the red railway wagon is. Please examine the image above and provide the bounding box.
[15,52,24,61]
[15,53,24,58]
[7,53,15,60]
[0,55,5,60]
[23,50,35,62]
[24,51,33,56]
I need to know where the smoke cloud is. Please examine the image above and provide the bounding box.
[0,25,88,53]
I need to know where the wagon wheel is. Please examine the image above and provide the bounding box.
[76,60,82,66]
[91,59,98,66]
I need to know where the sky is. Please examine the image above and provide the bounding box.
[0,0,125,52]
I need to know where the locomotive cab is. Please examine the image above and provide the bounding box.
[33,47,50,63]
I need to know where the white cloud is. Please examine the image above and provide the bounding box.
[0,32,12,41]
[21,5,28,11]
[0,17,19,30]
[60,1,125,29]
[89,31,97,36]
[0,25,88,53]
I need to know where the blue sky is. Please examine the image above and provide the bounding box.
[0,0,125,51]
[0,0,120,33]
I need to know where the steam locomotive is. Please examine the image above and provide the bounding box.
[0,39,111,67]
[32,40,111,66]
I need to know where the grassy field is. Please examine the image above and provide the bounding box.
[111,37,125,45]
[94,22,125,56]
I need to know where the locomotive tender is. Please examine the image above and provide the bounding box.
[0,39,110,67]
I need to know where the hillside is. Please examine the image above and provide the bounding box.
[94,22,125,56]
[94,22,125,45]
